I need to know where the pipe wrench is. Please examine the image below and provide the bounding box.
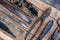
[25,7,51,40]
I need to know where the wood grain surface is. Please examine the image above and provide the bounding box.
[0,0,60,40]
